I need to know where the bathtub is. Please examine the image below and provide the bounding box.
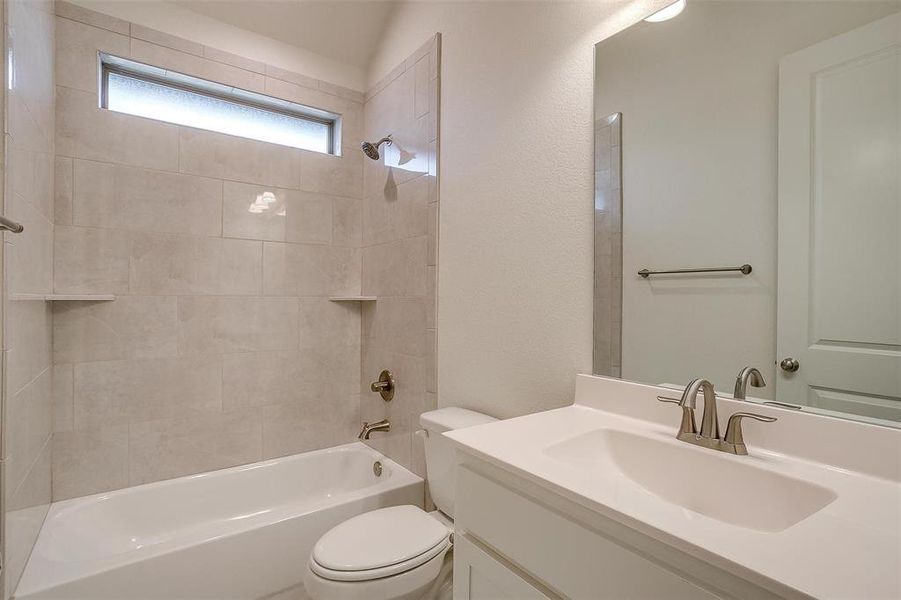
[15,442,423,600]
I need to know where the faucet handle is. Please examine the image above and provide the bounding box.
[723,412,776,454]
[658,396,697,436]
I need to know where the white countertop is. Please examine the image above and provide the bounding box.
[446,375,901,599]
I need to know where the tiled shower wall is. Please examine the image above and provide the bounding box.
[360,36,440,476]
[50,3,366,500]
[2,0,55,594]
[593,113,622,377]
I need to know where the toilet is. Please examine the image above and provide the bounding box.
[304,407,497,600]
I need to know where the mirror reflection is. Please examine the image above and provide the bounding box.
[594,0,901,426]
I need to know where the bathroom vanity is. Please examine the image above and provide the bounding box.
[447,376,901,599]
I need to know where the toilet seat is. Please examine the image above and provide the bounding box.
[310,506,451,583]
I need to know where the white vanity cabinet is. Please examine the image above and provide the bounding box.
[452,456,782,600]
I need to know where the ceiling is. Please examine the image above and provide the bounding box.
[172,0,398,68]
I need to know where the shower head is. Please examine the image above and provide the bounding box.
[361,135,392,160]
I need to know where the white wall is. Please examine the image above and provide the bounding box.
[368,0,667,418]
[68,0,366,90]
[595,1,899,396]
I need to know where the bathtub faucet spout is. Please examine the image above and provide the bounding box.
[358,419,391,440]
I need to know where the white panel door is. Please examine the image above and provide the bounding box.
[777,12,901,421]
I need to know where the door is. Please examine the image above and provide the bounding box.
[777,12,901,421]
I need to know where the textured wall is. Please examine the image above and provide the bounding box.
[50,3,365,500]
[367,1,666,419]
[360,36,439,476]
[2,0,55,595]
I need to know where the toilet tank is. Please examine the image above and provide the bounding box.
[419,407,497,518]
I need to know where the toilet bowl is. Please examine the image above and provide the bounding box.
[304,408,497,600]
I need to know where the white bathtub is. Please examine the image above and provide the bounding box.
[15,443,423,600]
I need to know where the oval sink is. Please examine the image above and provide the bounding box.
[544,428,837,532]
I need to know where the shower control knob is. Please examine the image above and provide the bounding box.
[779,357,800,373]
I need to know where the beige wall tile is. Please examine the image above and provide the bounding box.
[55,156,74,225]
[365,297,426,357]
[428,201,438,266]
[130,24,203,56]
[300,151,362,199]
[55,1,129,34]
[5,440,51,597]
[54,225,129,294]
[53,296,178,364]
[299,298,360,348]
[179,128,301,189]
[203,45,266,74]
[6,300,53,396]
[5,370,52,494]
[8,147,54,221]
[129,233,217,295]
[265,64,319,90]
[261,394,358,460]
[129,234,261,296]
[128,408,262,485]
[414,57,429,119]
[55,16,130,93]
[362,237,427,297]
[57,86,179,171]
[426,329,437,393]
[332,196,361,248]
[223,181,288,242]
[177,296,299,355]
[74,160,223,236]
[219,239,263,296]
[426,266,437,329]
[319,81,365,104]
[7,193,53,294]
[52,364,75,432]
[428,79,439,143]
[222,350,303,411]
[286,191,332,245]
[130,39,264,93]
[74,356,222,428]
[52,425,128,500]
[262,242,287,296]
[263,243,360,296]
[264,77,353,116]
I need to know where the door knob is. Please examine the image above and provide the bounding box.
[779,357,800,373]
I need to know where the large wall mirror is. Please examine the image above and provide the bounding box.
[594,0,900,427]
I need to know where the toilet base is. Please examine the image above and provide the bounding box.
[304,549,450,600]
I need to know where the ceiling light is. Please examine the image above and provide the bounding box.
[644,0,685,22]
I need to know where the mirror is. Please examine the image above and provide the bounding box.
[593,0,901,427]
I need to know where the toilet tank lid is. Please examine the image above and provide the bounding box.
[420,407,497,433]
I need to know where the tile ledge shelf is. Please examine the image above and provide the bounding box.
[328,295,377,302]
[9,293,116,301]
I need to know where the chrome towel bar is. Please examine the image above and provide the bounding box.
[0,216,24,233]
[638,264,751,278]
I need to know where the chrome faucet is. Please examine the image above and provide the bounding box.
[733,366,766,400]
[659,378,776,455]
[679,378,720,447]
[358,419,390,440]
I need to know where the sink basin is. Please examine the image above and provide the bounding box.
[544,428,837,532]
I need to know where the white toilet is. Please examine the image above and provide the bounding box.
[304,407,497,600]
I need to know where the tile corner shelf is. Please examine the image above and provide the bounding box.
[328,296,377,302]
[9,293,116,302]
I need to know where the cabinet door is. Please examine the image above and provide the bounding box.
[454,535,556,600]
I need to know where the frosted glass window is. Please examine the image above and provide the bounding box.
[102,58,336,154]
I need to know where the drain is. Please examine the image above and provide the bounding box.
[373,460,383,477]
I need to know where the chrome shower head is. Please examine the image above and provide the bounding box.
[361,135,392,160]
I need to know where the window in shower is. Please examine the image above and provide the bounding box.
[100,54,339,154]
